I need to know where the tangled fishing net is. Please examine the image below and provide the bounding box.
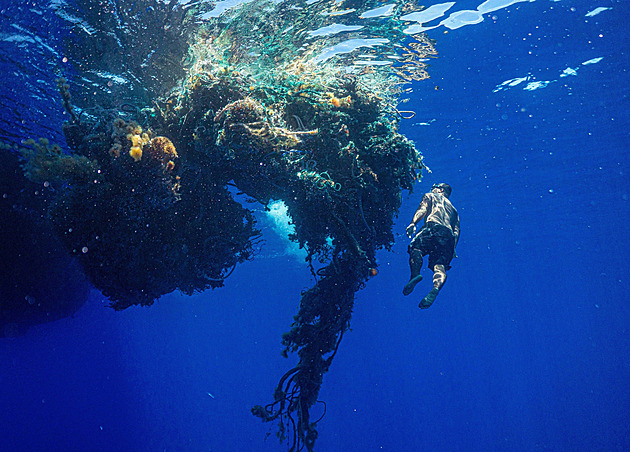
[11,0,438,449]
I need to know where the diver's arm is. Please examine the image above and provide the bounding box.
[406,195,430,237]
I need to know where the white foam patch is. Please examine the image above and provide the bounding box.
[266,200,307,260]
[400,2,456,23]
[313,38,389,63]
[582,57,603,65]
[440,10,484,30]
[494,56,604,92]
[360,4,395,19]
[477,0,535,14]
[560,67,578,77]
[200,0,252,19]
[403,0,535,34]
[403,24,440,34]
[492,76,530,92]
[523,80,553,91]
[585,7,611,17]
[321,9,356,17]
[412,119,436,126]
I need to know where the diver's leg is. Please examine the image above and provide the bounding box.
[403,249,423,296]
[432,264,447,290]
[419,265,447,309]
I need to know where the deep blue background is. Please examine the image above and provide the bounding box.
[1,1,629,451]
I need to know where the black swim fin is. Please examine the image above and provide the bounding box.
[419,288,439,309]
[403,275,422,296]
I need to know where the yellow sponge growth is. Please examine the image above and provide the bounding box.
[129,146,143,162]
[127,133,144,161]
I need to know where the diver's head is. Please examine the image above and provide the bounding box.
[431,183,452,198]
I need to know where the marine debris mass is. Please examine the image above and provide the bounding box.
[6,0,437,450]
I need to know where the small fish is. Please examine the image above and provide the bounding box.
[207,393,215,398]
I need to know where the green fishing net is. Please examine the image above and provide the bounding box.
[16,0,436,449]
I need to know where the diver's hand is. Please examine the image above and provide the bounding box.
[406,223,416,238]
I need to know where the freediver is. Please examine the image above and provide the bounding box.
[403,183,460,309]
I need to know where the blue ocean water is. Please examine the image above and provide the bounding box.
[1,1,628,451]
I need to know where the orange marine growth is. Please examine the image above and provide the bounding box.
[328,94,352,108]
[148,136,178,170]
[148,136,177,162]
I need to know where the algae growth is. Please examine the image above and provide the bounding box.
[9,0,437,449]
